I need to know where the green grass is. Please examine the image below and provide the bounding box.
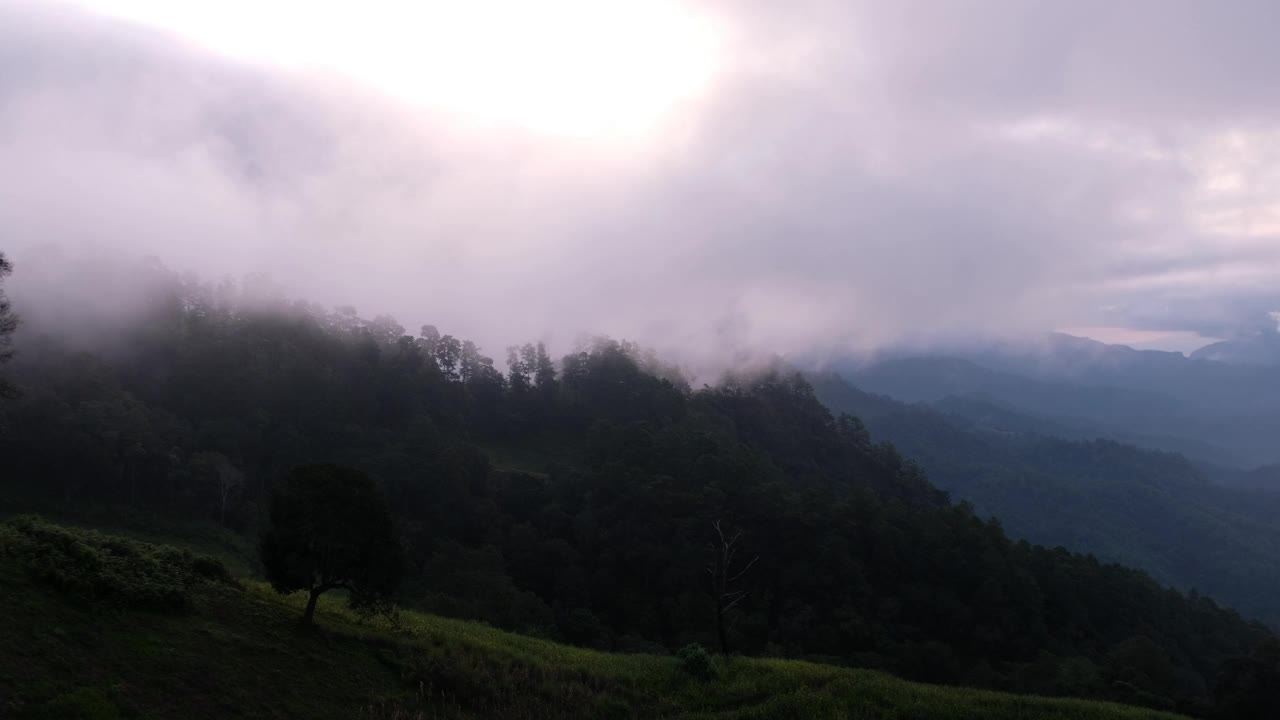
[0,520,1189,720]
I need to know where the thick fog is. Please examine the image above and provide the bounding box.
[3,0,1280,367]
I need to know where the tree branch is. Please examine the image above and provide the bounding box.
[728,556,759,584]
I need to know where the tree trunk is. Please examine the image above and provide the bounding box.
[716,603,730,655]
[303,587,321,625]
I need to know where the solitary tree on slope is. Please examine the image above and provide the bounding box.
[260,464,404,625]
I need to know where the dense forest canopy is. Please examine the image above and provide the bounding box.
[0,263,1276,716]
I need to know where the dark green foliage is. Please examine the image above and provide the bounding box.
[1,268,1276,714]
[260,464,404,624]
[1213,639,1280,720]
[0,527,1190,720]
[0,516,232,611]
[677,643,716,680]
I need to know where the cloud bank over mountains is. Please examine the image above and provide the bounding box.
[3,0,1280,363]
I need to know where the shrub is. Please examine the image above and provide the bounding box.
[0,516,235,612]
[676,643,716,680]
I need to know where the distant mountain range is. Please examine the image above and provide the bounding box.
[827,333,1280,469]
[809,370,1280,626]
[1190,332,1280,366]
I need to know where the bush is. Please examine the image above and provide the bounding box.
[676,643,716,680]
[0,516,235,612]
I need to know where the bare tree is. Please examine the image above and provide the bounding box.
[193,451,244,527]
[705,520,758,654]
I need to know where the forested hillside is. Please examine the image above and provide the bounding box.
[810,373,1280,628]
[1,270,1277,716]
[0,519,1202,720]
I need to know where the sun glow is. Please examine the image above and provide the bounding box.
[76,0,725,139]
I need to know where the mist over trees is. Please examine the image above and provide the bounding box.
[0,252,17,397]
[1,260,1275,715]
[9,1,1280,365]
[8,2,1280,718]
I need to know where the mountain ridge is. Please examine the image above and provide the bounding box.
[810,370,1280,628]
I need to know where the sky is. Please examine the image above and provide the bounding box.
[2,0,1280,366]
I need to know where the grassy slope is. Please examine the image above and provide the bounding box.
[0,526,1189,720]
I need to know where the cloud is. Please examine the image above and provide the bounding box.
[3,0,1280,370]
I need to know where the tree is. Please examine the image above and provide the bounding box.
[0,252,17,396]
[259,464,404,625]
[1215,639,1280,719]
[192,451,244,527]
[434,335,462,379]
[531,342,558,400]
[507,345,532,394]
[705,520,757,654]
